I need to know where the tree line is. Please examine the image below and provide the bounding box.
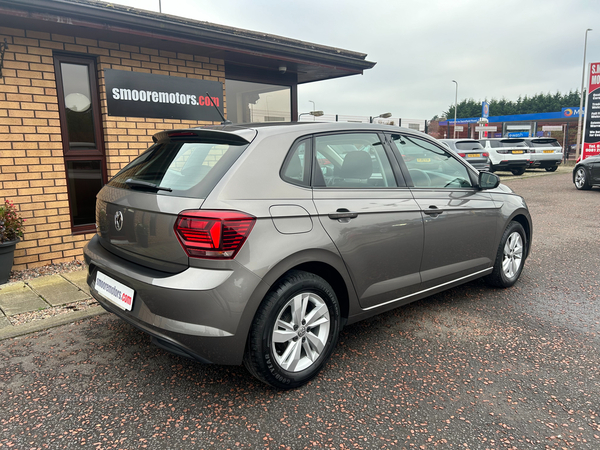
[442,91,581,120]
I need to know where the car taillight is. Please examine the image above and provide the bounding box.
[458,152,466,157]
[482,152,489,157]
[175,210,256,259]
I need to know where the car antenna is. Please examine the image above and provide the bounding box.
[206,92,232,125]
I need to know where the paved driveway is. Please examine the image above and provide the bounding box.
[1,170,599,449]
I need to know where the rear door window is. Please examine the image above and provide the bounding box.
[109,139,248,198]
[314,133,397,188]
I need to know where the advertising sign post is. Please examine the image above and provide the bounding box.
[582,62,600,160]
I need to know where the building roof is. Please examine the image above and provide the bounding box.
[439,108,583,126]
[0,0,376,83]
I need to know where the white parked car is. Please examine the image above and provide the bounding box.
[523,138,563,172]
[479,138,530,175]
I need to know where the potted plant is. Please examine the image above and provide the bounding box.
[0,199,25,284]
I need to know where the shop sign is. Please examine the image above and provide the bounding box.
[508,131,529,138]
[104,70,224,121]
[482,101,489,119]
[582,62,600,159]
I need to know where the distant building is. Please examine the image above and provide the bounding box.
[438,108,582,152]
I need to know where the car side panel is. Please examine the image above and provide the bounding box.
[313,188,424,308]
[410,189,500,288]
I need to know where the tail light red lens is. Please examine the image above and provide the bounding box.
[458,152,466,157]
[483,152,489,157]
[175,210,256,259]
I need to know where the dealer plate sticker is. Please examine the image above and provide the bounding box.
[95,271,135,311]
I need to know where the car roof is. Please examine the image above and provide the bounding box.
[154,122,428,143]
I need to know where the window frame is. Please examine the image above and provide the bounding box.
[54,53,107,234]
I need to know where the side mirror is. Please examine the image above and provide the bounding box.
[478,171,500,190]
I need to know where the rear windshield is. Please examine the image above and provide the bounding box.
[108,139,248,198]
[527,139,561,147]
[455,141,484,150]
[487,139,528,148]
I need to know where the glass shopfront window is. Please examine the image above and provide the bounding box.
[225,80,291,123]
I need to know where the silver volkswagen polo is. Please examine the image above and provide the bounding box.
[84,122,532,389]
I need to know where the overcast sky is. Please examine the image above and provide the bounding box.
[111,0,599,120]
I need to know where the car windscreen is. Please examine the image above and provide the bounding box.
[108,139,248,198]
[455,141,484,150]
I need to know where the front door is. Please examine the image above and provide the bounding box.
[389,133,500,290]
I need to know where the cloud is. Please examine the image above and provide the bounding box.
[111,0,600,120]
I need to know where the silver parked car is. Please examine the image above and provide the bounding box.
[84,122,532,389]
[523,137,563,172]
[438,139,490,171]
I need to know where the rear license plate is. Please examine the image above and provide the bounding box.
[95,271,135,311]
[512,150,524,154]
[543,150,554,153]
[467,154,481,157]
[417,158,431,163]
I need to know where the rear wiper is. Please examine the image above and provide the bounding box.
[125,179,172,192]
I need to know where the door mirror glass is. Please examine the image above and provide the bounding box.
[479,171,500,190]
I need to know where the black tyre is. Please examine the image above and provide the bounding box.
[574,166,591,190]
[485,221,526,288]
[545,166,558,172]
[244,270,340,389]
[511,167,526,176]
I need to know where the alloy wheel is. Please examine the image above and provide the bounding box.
[271,292,331,372]
[502,231,523,279]
[575,168,586,189]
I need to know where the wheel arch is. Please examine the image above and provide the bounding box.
[509,212,532,258]
[259,249,355,325]
[232,248,356,364]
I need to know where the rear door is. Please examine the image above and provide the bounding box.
[389,133,500,289]
[311,132,424,309]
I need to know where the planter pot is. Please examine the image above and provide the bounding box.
[0,239,19,285]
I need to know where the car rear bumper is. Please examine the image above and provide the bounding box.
[83,234,265,365]
[470,162,490,171]
[528,154,563,168]
[490,160,529,171]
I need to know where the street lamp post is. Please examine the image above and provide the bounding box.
[575,28,592,161]
[452,80,458,139]
[370,112,392,123]
[298,111,324,121]
[309,100,316,121]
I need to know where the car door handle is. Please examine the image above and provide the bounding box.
[328,209,358,220]
[423,206,443,216]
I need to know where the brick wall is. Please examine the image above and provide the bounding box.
[0,26,225,271]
